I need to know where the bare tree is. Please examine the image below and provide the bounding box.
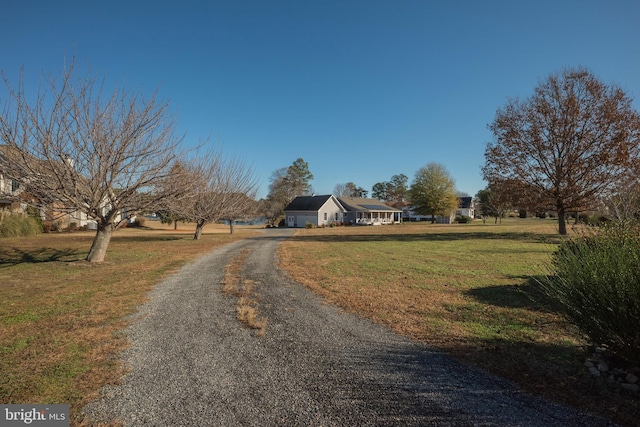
[171,147,258,239]
[476,182,513,224]
[604,170,640,223]
[333,182,367,198]
[483,67,640,235]
[221,193,259,234]
[0,60,186,262]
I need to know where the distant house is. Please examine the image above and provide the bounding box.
[337,197,402,225]
[402,196,476,223]
[402,207,453,224]
[283,195,346,228]
[283,195,404,227]
[456,196,475,219]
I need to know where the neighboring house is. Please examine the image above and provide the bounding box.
[402,197,475,223]
[402,207,453,224]
[0,144,97,229]
[337,197,402,225]
[0,171,23,211]
[0,145,32,212]
[456,196,475,219]
[283,194,346,228]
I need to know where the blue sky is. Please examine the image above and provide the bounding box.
[2,1,639,199]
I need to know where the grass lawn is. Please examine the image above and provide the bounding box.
[2,217,638,426]
[279,217,640,426]
[0,221,258,425]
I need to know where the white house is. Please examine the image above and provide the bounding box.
[455,197,475,219]
[284,195,403,227]
[337,197,402,225]
[283,195,347,228]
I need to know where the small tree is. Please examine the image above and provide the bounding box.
[0,59,185,262]
[475,182,516,224]
[484,67,640,235]
[604,172,640,224]
[409,163,458,223]
[221,193,259,234]
[156,162,190,230]
[171,147,258,239]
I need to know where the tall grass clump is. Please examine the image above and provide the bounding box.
[541,221,640,365]
[0,210,43,237]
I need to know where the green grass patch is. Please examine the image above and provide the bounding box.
[279,218,640,426]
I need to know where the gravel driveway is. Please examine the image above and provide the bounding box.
[84,228,614,426]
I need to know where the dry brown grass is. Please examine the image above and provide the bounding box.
[0,221,258,426]
[278,219,640,426]
[221,250,267,336]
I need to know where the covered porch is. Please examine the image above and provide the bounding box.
[354,210,397,225]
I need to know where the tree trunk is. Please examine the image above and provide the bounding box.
[557,205,567,235]
[86,223,114,262]
[173,220,178,230]
[229,220,235,234]
[193,220,205,240]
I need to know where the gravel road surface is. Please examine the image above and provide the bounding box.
[84,228,615,426]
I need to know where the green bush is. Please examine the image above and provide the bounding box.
[0,211,43,237]
[455,216,472,223]
[305,222,315,229]
[541,222,640,365]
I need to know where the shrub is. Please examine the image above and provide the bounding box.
[305,222,315,229]
[67,222,78,231]
[540,222,640,365]
[133,217,146,227]
[0,211,42,237]
[25,206,43,230]
[455,216,472,223]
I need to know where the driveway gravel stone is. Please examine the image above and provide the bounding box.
[83,228,616,426]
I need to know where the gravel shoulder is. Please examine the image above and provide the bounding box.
[83,228,615,426]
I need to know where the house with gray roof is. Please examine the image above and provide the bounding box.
[283,194,346,228]
[337,197,403,225]
[284,195,403,227]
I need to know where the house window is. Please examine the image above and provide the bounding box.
[11,180,19,193]
[324,212,328,221]
[335,213,338,221]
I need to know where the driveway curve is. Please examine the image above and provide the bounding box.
[84,228,614,426]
